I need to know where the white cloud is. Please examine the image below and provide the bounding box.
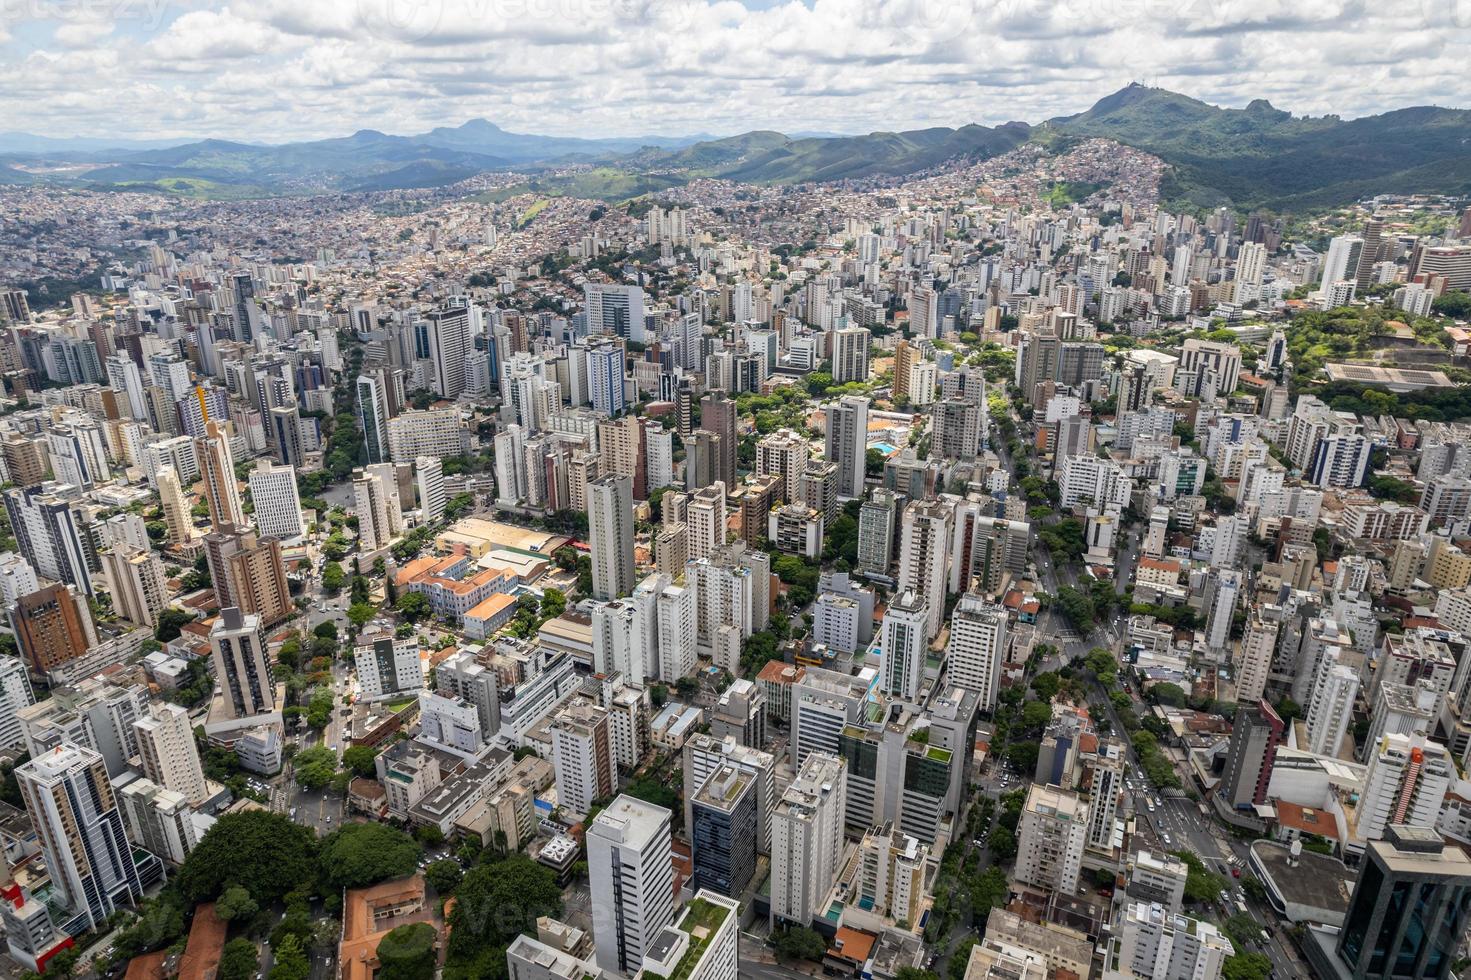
[0,0,1466,140]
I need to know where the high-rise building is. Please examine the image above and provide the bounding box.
[1308,825,1471,980]
[1218,701,1284,811]
[1236,610,1277,708]
[11,584,96,678]
[353,466,399,551]
[756,429,810,505]
[687,482,727,562]
[156,465,196,545]
[897,498,951,638]
[248,459,305,540]
[908,285,938,339]
[422,306,472,399]
[824,395,869,499]
[770,752,846,928]
[203,527,292,626]
[701,392,739,492]
[945,594,1009,711]
[210,607,275,720]
[635,890,739,980]
[353,620,426,701]
[1305,651,1358,758]
[16,744,144,932]
[101,548,169,630]
[118,778,199,866]
[1109,902,1233,980]
[436,649,500,737]
[195,420,246,531]
[584,283,647,343]
[415,456,446,523]
[878,590,927,702]
[551,702,614,816]
[1354,733,1452,847]
[588,795,674,975]
[590,474,636,600]
[4,484,94,594]
[682,732,776,854]
[587,339,627,417]
[857,488,900,578]
[1014,784,1089,894]
[690,764,758,898]
[357,372,393,464]
[0,655,35,749]
[855,823,928,927]
[134,703,209,806]
[832,327,871,384]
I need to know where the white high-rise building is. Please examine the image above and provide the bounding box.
[897,498,951,639]
[652,575,697,682]
[16,744,143,932]
[879,590,927,702]
[770,752,846,928]
[688,482,727,562]
[118,778,199,866]
[635,890,739,980]
[195,420,246,531]
[1355,732,1453,845]
[416,456,445,523]
[101,547,169,629]
[436,650,501,738]
[134,703,209,806]
[588,795,675,975]
[552,703,615,817]
[156,465,196,545]
[1236,611,1278,708]
[945,594,1009,711]
[1321,235,1364,288]
[1015,784,1089,894]
[1305,650,1359,759]
[1109,902,1233,980]
[353,468,396,551]
[354,621,426,701]
[590,474,636,600]
[832,327,871,384]
[423,306,472,399]
[247,459,305,540]
[0,655,35,749]
[585,283,648,343]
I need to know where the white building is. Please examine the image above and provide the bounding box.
[247,459,305,540]
[1015,784,1089,895]
[354,623,426,700]
[134,702,209,806]
[0,656,35,749]
[634,890,739,980]
[770,752,846,928]
[1106,902,1233,980]
[588,795,675,975]
[590,475,636,600]
[878,590,928,702]
[945,594,1009,711]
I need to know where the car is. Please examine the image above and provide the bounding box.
[1232,867,1242,879]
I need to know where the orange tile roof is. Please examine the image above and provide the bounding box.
[756,661,806,685]
[466,592,517,619]
[1276,800,1339,839]
[828,926,877,964]
[177,903,227,980]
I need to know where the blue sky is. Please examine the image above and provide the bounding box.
[2,0,1468,141]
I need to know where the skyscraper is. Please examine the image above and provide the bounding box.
[415,456,445,523]
[357,372,393,464]
[11,584,96,678]
[770,752,846,927]
[832,326,870,384]
[824,395,869,499]
[1218,701,1284,811]
[584,283,647,343]
[195,420,246,531]
[587,339,626,417]
[589,474,636,600]
[210,607,275,720]
[945,594,1009,711]
[4,484,94,595]
[701,391,739,491]
[156,465,196,545]
[423,306,472,400]
[1309,825,1471,980]
[551,703,614,816]
[17,744,144,932]
[134,703,209,806]
[0,655,35,749]
[897,498,951,639]
[690,764,758,898]
[588,795,674,975]
[247,459,305,540]
[879,590,927,702]
[203,527,292,626]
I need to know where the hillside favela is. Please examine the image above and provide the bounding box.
[3,5,1471,980]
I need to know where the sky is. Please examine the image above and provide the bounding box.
[3,0,1471,142]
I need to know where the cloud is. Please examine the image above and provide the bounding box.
[0,0,1466,140]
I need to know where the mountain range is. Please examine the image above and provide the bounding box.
[5,86,1471,209]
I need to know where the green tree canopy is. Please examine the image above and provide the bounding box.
[447,856,563,957]
[375,922,438,980]
[177,811,316,904]
[215,884,259,921]
[319,823,422,890]
[773,926,827,962]
[293,744,339,790]
[218,938,259,980]
[424,859,464,896]
[342,744,379,778]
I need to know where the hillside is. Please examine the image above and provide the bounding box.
[1047,84,1471,209]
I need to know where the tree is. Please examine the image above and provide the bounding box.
[424,859,464,896]
[293,745,339,790]
[988,825,1017,860]
[154,607,195,642]
[342,744,379,778]
[397,592,430,623]
[321,561,345,593]
[269,933,310,980]
[215,884,259,921]
[1004,741,1039,773]
[1151,683,1188,707]
[1030,672,1061,702]
[540,587,567,620]
[218,938,259,980]
[447,856,563,956]
[319,823,422,890]
[376,922,438,980]
[1222,952,1272,980]
[348,601,377,629]
[177,811,316,903]
[772,926,827,962]
[1171,850,1226,905]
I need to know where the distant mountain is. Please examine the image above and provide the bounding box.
[0,131,197,154]
[4,88,1471,205]
[1046,83,1471,209]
